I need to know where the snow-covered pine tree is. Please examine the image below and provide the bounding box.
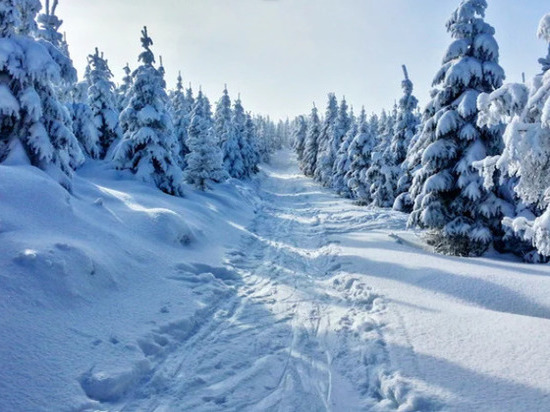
[203,93,214,122]
[170,72,192,167]
[313,94,338,182]
[317,97,350,186]
[113,27,183,196]
[184,90,228,189]
[391,66,419,170]
[69,81,101,158]
[0,0,84,188]
[368,113,380,141]
[36,0,84,171]
[236,98,258,178]
[408,0,510,256]
[244,112,260,175]
[253,116,267,163]
[239,110,258,178]
[393,146,420,212]
[366,106,398,208]
[215,85,233,150]
[392,65,420,212]
[333,107,357,197]
[377,109,388,140]
[403,92,439,204]
[36,0,76,92]
[347,108,376,204]
[328,98,352,188]
[116,63,132,114]
[253,115,275,163]
[274,121,284,151]
[301,104,321,177]
[292,115,308,163]
[474,13,550,260]
[366,148,395,207]
[222,96,246,178]
[86,47,122,159]
[185,83,195,113]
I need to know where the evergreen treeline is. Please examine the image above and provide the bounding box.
[293,0,550,262]
[0,0,287,194]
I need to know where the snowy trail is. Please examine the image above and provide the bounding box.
[114,153,428,411]
[5,152,550,412]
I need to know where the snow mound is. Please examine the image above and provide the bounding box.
[79,360,152,403]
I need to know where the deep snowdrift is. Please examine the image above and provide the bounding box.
[0,161,258,411]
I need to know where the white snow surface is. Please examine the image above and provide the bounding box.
[2,150,550,411]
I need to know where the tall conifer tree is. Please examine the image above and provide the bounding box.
[113,27,184,196]
[408,0,510,256]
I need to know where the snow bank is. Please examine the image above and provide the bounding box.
[0,162,257,411]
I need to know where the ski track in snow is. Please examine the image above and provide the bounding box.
[104,154,436,412]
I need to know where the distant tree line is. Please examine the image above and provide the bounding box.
[0,0,290,196]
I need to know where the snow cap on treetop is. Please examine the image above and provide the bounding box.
[139,26,155,65]
[446,0,494,39]
[538,14,550,43]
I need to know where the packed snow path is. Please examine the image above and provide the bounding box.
[109,151,550,412]
[115,153,431,411]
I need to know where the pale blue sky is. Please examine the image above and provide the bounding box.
[58,0,549,120]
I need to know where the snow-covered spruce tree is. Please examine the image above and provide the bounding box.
[301,104,321,177]
[86,48,121,159]
[235,98,257,178]
[169,72,193,167]
[116,63,132,114]
[0,0,84,188]
[317,97,350,186]
[264,117,278,161]
[474,14,550,260]
[36,0,75,91]
[391,66,419,170]
[273,119,289,151]
[333,107,357,197]
[366,149,395,207]
[368,113,380,141]
[403,93,439,204]
[222,97,246,178]
[292,115,308,163]
[253,116,269,164]
[366,107,397,208]
[113,27,184,196]
[184,90,227,189]
[69,81,101,158]
[392,65,420,212]
[408,0,511,256]
[185,84,195,113]
[347,108,376,204]
[328,98,352,187]
[244,112,260,175]
[215,86,233,151]
[36,0,85,170]
[313,94,338,182]
[253,115,283,163]
[377,109,388,140]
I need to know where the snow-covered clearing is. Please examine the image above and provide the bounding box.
[2,150,550,411]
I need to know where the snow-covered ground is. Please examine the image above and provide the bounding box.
[1,150,550,411]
